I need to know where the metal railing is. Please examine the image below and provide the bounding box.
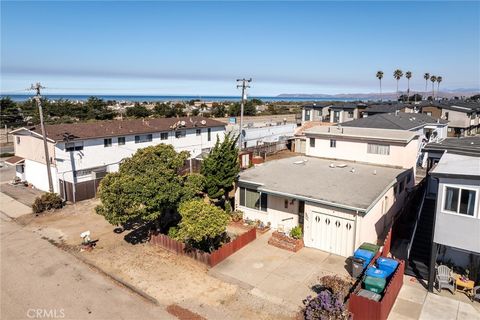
[407,184,427,259]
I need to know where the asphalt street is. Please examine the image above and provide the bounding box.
[0,215,174,320]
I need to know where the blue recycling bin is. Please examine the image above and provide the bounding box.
[376,257,399,277]
[365,266,388,279]
[354,249,375,269]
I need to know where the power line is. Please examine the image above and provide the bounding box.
[236,78,252,150]
[29,82,54,193]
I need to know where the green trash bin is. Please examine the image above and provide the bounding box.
[359,242,380,254]
[363,276,386,294]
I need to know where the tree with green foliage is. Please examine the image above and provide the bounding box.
[201,132,240,205]
[96,144,202,226]
[211,103,226,117]
[126,103,151,118]
[228,101,256,116]
[0,97,23,126]
[174,199,230,251]
[85,97,116,120]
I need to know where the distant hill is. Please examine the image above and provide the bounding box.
[277,90,480,100]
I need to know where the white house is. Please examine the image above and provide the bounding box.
[8,117,225,202]
[235,126,416,257]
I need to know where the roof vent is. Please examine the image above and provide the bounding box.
[350,167,355,173]
[201,120,207,125]
[329,163,335,168]
[373,170,377,175]
[336,164,347,168]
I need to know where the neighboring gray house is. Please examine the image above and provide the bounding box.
[329,103,367,123]
[301,103,331,123]
[427,153,480,291]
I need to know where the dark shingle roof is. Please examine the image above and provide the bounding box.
[20,117,225,142]
[420,100,480,113]
[423,136,480,157]
[341,112,447,131]
[365,104,411,114]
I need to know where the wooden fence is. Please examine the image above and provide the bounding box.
[150,227,256,267]
[349,260,405,320]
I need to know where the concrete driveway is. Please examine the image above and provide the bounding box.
[209,231,351,311]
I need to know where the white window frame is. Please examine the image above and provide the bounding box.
[441,184,478,219]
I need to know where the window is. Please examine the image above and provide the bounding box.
[317,110,322,117]
[175,130,186,139]
[348,111,354,118]
[367,143,390,155]
[445,112,449,120]
[160,132,168,140]
[65,142,84,152]
[330,139,336,148]
[443,186,476,216]
[16,136,20,144]
[104,138,112,147]
[284,199,289,208]
[207,128,211,141]
[135,134,153,143]
[239,187,267,212]
[298,200,305,214]
[310,138,315,148]
[196,129,201,136]
[118,137,125,145]
[305,109,311,121]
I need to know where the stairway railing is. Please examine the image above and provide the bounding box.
[407,186,427,259]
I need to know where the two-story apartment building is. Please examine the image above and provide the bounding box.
[301,103,332,123]
[364,103,415,116]
[329,103,367,123]
[8,117,225,202]
[421,101,480,137]
[427,153,480,291]
[235,127,415,257]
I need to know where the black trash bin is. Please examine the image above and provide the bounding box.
[351,257,365,278]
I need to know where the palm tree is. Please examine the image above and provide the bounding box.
[430,75,437,100]
[424,73,430,99]
[393,69,403,98]
[405,71,412,101]
[436,76,443,98]
[376,71,384,101]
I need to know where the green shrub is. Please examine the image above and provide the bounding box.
[32,193,63,213]
[290,226,302,239]
[231,210,243,222]
[167,226,180,240]
[225,201,232,214]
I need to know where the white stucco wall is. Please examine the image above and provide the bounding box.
[242,124,296,148]
[24,159,59,193]
[306,136,418,170]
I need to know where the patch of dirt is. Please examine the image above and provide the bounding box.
[167,304,206,320]
[19,198,297,319]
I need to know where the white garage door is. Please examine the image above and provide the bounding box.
[304,211,355,257]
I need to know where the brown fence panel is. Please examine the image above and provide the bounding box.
[150,227,256,268]
[349,259,405,320]
[382,227,392,257]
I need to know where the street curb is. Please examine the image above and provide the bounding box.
[43,239,160,306]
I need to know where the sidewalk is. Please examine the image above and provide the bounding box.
[389,276,480,319]
[0,191,32,218]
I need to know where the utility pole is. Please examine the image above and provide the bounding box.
[31,83,54,193]
[236,78,252,150]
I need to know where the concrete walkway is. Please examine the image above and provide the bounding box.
[0,191,32,218]
[210,231,351,312]
[390,276,480,320]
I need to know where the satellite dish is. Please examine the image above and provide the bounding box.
[201,120,206,125]
[180,121,186,126]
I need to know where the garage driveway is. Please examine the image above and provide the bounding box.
[209,231,351,312]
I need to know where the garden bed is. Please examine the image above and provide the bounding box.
[150,227,257,267]
[229,219,271,235]
[268,231,304,252]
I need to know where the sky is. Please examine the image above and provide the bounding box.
[1,1,479,96]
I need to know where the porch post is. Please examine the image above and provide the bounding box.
[428,242,438,292]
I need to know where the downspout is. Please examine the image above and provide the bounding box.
[354,210,360,252]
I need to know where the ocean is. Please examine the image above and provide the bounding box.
[2,94,356,103]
